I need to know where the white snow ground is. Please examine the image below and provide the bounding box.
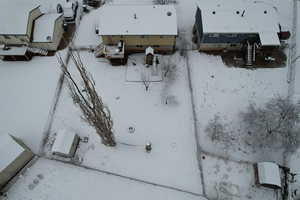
[189,51,289,163]
[1,0,299,200]
[0,57,61,153]
[50,51,203,194]
[201,154,280,200]
[5,158,205,200]
[288,1,300,199]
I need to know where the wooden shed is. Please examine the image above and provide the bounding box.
[0,134,34,189]
[52,130,80,158]
[254,162,282,189]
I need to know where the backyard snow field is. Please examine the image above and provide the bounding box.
[188,51,289,163]
[201,154,280,200]
[50,51,203,194]
[4,158,205,200]
[0,56,61,153]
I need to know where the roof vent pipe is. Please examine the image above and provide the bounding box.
[241,10,245,17]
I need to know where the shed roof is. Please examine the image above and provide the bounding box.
[0,1,40,35]
[97,5,177,36]
[257,162,281,188]
[199,1,280,45]
[33,13,62,42]
[0,135,25,171]
[52,130,77,156]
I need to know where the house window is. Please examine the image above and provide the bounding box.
[227,34,237,38]
[249,34,257,38]
[208,33,219,38]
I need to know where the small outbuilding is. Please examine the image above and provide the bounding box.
[96,5,178,54]
[254,162,282,189]
[145,46,154,65]
[52,130,80,158]
[0,134,34,189]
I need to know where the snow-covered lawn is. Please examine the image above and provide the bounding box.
[49,51,203,194]
[202,154,279,200]
[189,51,289,163]
[4,158,205,200]
[1,0,298,199]
[0,56,61,153]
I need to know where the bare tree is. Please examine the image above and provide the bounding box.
[161,57,176,78]
[205,115,233,148]
[141,67,150,91]
[56,51,116,146]
[241,97,300,153]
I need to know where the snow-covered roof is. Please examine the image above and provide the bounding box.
[63,2,75,18]
[259,32,280,46]
[0,46,28,56]
[52,130,77,156]
[0,1,40,35]
[145,47,154,55]
[199,1,280,45]
[33,13,62,42]
[0,134,25,171]
[97,5,177,35]
[257,162,281,188]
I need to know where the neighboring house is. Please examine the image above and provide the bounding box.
[193,2,284,52]
[0,1,65,60]
[32,13,64,51]
[0,134,34,190]
[96,5,178,54]
[0,2,42,47]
